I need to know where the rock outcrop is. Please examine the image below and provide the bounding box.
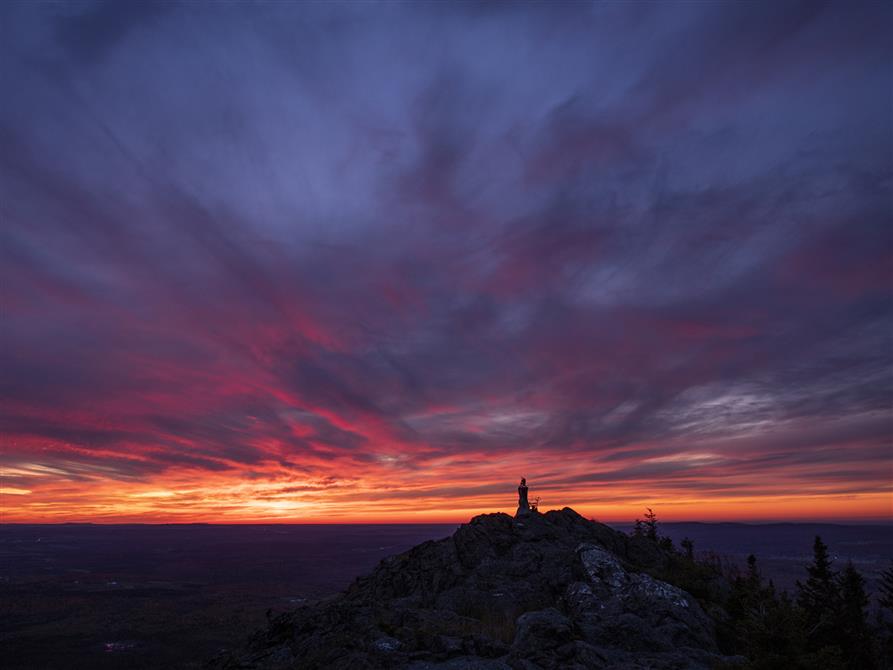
[212,508,738,669]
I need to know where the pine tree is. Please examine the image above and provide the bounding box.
[644,507,658,541]
[839,562,868,623]
[796,536,840,647]
[737,585,809,669]
[681,537,694,560]
[797,536,837,615]
[725,552,811,668]
[837,562,873,669]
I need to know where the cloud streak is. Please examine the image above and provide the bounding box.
[1,1,890,522]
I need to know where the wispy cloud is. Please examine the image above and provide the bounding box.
[0,1,890,522]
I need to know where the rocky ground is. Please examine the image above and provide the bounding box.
[211,508,742,669]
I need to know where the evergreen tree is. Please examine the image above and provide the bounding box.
[681,537,694,560]
[797,537,837,619]
[739,588,811,670]
[837,561,872,669]
[839,562,868,624]
[726,554,811,669]
[644,507,658,541]
[796,536,840,650]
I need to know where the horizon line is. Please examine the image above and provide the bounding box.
[4,517,892,527]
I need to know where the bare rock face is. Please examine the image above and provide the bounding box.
[211,508,738,670]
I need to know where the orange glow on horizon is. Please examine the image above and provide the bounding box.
[4,414,890,526]
[2,0,891,542]
[3,466,890,525]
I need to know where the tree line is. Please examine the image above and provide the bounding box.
[631,508,893,669]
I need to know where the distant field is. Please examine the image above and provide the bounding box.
[0,524,455,669]
[1,521,890,669]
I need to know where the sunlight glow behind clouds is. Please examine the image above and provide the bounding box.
[0,0,890,523]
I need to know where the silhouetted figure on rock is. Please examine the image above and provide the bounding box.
[516,477,530,517]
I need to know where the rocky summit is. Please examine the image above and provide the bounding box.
[212,508,739,669]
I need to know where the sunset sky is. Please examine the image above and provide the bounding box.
[1,1,891,524]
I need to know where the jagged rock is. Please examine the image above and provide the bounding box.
[210,508,740,669]
[570,543,717,662]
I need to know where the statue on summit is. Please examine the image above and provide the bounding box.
[516,477,530,517]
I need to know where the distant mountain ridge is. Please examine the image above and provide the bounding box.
[213,507,740,669]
